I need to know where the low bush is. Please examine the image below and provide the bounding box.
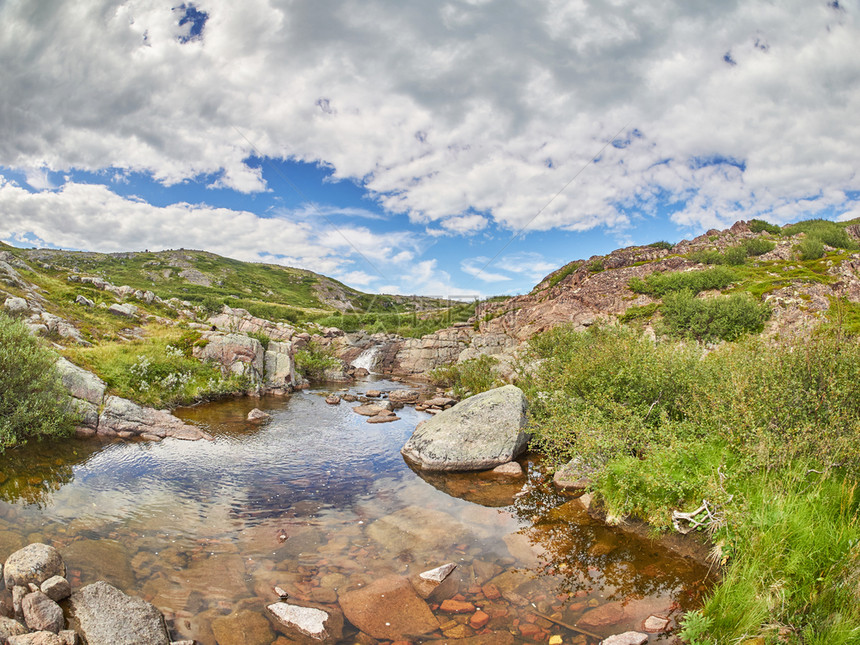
[648,240,674,251]
[798,236,825,260]
[0,313,77,451]
[628,266,737,296]
[428,354,501,399]
[742,238,775,256]
[659,290,771,342]
[783,218,859,250]
[748,219,781,234]
[294,341,340,380]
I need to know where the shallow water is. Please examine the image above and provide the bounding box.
[0,380,711,643]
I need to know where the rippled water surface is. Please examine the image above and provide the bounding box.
[0,380,711,643]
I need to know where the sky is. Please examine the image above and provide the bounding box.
[1,1,860,298]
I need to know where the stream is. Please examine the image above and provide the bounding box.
[0,379,711,643]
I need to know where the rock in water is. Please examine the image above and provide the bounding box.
[339,576,438,641]
[21,592,64,633]
[247,408,271,422]
[600,632,649,645]
[4,544,65,589]
[0,616,28,641]
[401,385,529,471]
[69,581,170,645]
[266,602,343,643]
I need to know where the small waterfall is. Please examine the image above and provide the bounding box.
[351,345,380,373]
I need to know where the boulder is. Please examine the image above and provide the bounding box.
[366,413,400,424]
[643,615,670,632]
[4,544,65,589]
[69,581,170,645]
[388,389,420,404]
[194,333,264,385]
[264,341,295,390]
[98,395,211,441]
[3,297,28,314]
[0,616,28,641]
[22,592,63,633]
[247,408,271,422]
[338,575,438,641]
[7,632,68,645]
[352,404,390,417]
[492,461,523,476]
[600,633,649,645]
[55,359,105,405]
[107,303,137,318]
[40,576,70,602]
[266,602,343,643]
[74,295,94,307]
[401,385,529,471]
[324,395,341,405]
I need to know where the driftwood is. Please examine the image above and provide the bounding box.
[531,609,602,640]
[672,499,719,534]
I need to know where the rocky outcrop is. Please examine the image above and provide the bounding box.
[402,385,530,471]
[264,340,296,392]
[98,396,211,441]
[193,332,265,386]
[207,306,296,342]
[69,581,170,645]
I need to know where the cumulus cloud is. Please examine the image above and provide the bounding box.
[0,175,422,289]
[1,0,859,279]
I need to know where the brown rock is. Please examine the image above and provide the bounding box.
[247,408,271,421]
[3,544,65,589]
[210,609,274,645]
[22,592,64,633]
[492,461,523,476]
[410,563,457,599]
[365,390,382,398]
[266,602,343,643]
[643,614,670,633]
[352,404,390,417]
[366,413,400,424]
[388,389,419,404]
[439,598,475,614]
[338,576,438,641]
[469,610,490,629]
[578,601,628,628]
[7,632,67,645]
[40,577,70,602]
[0,616,28,641]
[324,395,341,405]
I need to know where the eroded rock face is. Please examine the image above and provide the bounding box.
[3,545,65,590]
[69,581,170,645]
[194,333,265,386]
[338,576,438,641]
[401,385,529,471]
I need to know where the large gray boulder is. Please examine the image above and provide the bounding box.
[4,544,65,589]
[55,358,105,405]
[264,340,295,390]
[193,333,264,385]
[401,385,529,471]
[98,395,211,441]
[69,581,170,645]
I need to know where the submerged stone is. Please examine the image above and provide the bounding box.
[339,575,438,641]
[266,602,343,643]
[69,581,170,645]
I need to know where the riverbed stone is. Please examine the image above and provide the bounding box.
[388,389,419,404]
[579,601,628,628]
[266,602,343,643]
[643,614,670,632]
[69,581,170,645]
[7,632,67,645]
[247,408,271,422]
[366,506,474,555]
[339,575,438,641]
[352,403,391,417]
[553,457,596,490]
[600,632,649,645]
[410,563,458,600]
[0,533,26,561]
[401,385,529,471]
[40,576,70,602]
[210,609,274,645]
[4,544,65,589]
[62,540,133,590]
[492,461,523,476]
[98,395,211,441]
[0,616,28,641]
[22,591,64,633]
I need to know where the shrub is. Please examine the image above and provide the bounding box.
[783,218,859,250]
[428,354,501,399]
[294,341,340,380]
[618,302,659,323]
[628,266,737,296]
[798,236,824,260]
[659,290,770,342]
[722,245,748,266]
[748,219,781,234]
[649,241,674,251]
[586,259,604,273]
[741,238,775,257]
[688,249,725,265]
[0,313,77,451]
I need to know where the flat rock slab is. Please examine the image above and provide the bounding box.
[600,632,649,645]
[69,581,170,645]
[352,404,390,417]
[266,602,343,643]
[401,385,529,471]
[339,575,438,641]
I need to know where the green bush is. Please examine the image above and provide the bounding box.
[798,236,825,260]
[783,218,859,250]
[741,238,775,257]
[722,245,748,266]
[749,219,781,234]
[618,302,659,323]
[294,341,340,380]
[586,258,604,273]
[0,313,77,451]
[648,241,674,251]
[687,249,725,265]
[428,354,501,399]
[659,290,771,342]
[628,266,737,297]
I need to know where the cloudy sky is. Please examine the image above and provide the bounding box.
[2,1,859,297]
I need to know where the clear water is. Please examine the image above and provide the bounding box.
[0,380,711,643]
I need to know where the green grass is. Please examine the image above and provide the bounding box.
[629,265,738,297]
[523,325,860,643]
[315,301,476,338]
[64,327,247,408]
[428,354,502,398]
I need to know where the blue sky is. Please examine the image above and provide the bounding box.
[1,1,859,297]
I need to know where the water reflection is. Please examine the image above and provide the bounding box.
[0,382,712,643]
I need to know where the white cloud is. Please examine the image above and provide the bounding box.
[461,257,512,282]
[0,0,858,252]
